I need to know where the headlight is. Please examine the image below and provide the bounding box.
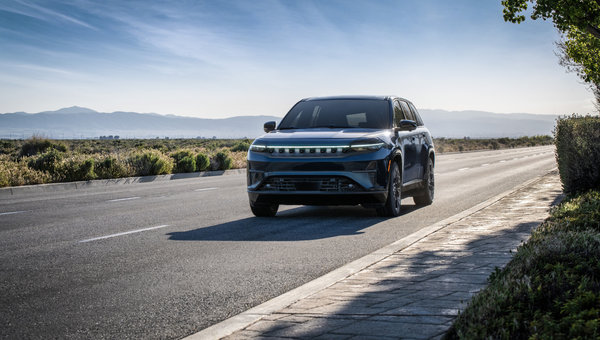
[249,144,268,152]
[347,139,385,152]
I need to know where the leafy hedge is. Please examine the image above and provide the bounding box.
[445,191,600,339]
[446,115,600,339]
[555,115,600,194]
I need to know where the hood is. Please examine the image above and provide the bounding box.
[255,128,391,145]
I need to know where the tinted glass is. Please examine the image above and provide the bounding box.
[279,100,390,129]
[399,101,415,121]
[408,103,424,126]
[393,101,405,127]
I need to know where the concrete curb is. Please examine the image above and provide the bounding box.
[0,169,246,198]
[185,168,559,340]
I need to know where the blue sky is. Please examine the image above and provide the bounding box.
[0,0,596,118]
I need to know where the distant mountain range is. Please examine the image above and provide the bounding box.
[0,106,560,139]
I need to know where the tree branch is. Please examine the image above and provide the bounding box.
[586,23,600,40]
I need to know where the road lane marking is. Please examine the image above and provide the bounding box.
[458,168,469,171]
[107,196,140,202]
[194,187,218,192]
[500,160,506,163]
[79,225,170,243]
[0,210,26,216]
[481,163,490,167]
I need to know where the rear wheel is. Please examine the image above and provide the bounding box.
[250,201,279,217]
[413,157,434,206]
[376,161,402,217]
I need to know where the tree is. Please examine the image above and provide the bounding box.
[502,0,600,39]
[502,0,600,109]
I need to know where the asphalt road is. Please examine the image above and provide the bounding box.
[0,146,556,339]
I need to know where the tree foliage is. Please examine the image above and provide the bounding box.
[502,0,600,108]
[502,0,600,38]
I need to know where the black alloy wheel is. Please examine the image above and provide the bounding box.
[414,157,434,206]
[377,161,402,217]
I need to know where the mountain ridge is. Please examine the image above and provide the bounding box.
[0,106,560,139]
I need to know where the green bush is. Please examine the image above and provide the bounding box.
[176,156,196,173]
[171,150,196,173]
[128,150,173,176]
[446,230,600,339]
[27,149,64,174]
[20,136,67,157]
[539,190,600,234]
[231,141,250,152]
[214,151,233,171]
[94,157,132,179]
[196,153,210,171]
[58,157,97,181]
[555,115,600,194]
[0,156,51,187]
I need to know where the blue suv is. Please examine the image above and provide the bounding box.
[247,96,435,217]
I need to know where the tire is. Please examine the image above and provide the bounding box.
[413,157,434,206]
[376,161,402,217]
[250,201,279,217]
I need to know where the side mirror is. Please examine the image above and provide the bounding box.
[264,121,276,133]
[395,120,417,132]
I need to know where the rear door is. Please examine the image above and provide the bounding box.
[394,100,418,182]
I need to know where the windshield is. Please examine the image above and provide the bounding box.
[279,99,391,129]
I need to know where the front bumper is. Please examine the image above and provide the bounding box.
[247,149,391,206]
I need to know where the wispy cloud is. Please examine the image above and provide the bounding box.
[0,0,96,30]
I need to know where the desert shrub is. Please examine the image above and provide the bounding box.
[538,190,600,234]
[58,157,97,181]
[230,141,250,152]
[554,115,600,194]
[195,153,210,171]
[214,151,233,170]
[171,150,196,173]
[27,149,64,174]
[94,156,132,179]
[128,150,173,176]
[20,136,67,157]
[446,230,600,339]
[0,155,51,187]
[176,156,196,173]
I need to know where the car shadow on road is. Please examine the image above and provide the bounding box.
[167,204,421,242]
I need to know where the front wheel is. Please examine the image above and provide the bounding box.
[413,157,434,206]
[250,201,279,217]
[376,161,402,217]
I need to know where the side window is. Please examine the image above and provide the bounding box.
[399,101,415,121]
[393,100,405,127]
[408,103,424,126]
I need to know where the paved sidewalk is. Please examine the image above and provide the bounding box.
[207,172,563,339]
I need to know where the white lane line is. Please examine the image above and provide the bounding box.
[0,210,27,216]
[458,167,470,171]
[79,225,170,243]
[194,187,218,192]
[500,160,506,163]
[107,196,140,202]
[481,163,490,167]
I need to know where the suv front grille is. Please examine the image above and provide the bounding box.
[259,176,363,192]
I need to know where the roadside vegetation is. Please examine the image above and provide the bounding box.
[0,136,552,188]
[445,115,600,339]
[0,137,247,187]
